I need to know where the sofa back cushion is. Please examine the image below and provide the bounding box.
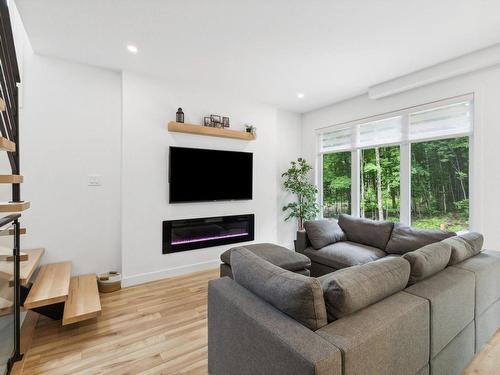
[402,242,452,285]
[338,214,394,250]
[230,247,328,330]
[460,232,484,253]
[446,233,484,265]
[319,257,410,321]
[304,220,346,249]
[385,223,455,255]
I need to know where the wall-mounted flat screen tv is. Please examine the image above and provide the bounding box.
[169,146,253,203]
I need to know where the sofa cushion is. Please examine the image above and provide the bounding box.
[404,267,475,357]
[303,241,386,270]
[460,232,484,253]
[338,214,394,250]
[451,250,500,316]
[318,257,410,320]
[304,220,345,249]
[230,248,327,330]
[476,298,500,351]
[445,236,478,266]
[430,322,475,375]
[221,243,311,272]
[317,292,429,375]
[385,223,455,255]
[402,242,452,285]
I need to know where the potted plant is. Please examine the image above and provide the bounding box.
[282,158,320,248]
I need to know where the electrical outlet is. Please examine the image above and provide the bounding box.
[88,175,102,186]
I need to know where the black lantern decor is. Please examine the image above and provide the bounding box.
[176,108,185,123]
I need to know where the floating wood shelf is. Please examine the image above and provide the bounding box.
[24,261,71,309]
[167,121,256,141]
[63,274,101,325]
[0,175,23,183]
[0,137,15,152]
[0,201,30,212]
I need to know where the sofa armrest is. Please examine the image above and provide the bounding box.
[295,230,309,253]
[208,277,341,375]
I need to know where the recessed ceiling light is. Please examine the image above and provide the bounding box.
[297,93,305,99]
[127,44,138,54]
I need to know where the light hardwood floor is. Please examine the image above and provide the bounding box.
[13,268,500,375]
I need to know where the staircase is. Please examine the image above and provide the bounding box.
[0,3,102,374]
[0,250,102,324]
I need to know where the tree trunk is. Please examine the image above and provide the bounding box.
[375,147,383,221]
[441,185,447,214]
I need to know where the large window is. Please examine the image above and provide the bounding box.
[361,146,400,222]
[319,97,472,229]
[323,152,351,218]
[411,137,469,231]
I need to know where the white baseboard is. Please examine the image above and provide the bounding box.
[121,259,220,287]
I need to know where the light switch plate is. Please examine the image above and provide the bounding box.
[88,175,102,186]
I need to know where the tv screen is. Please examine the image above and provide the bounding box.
[169,147,253,203]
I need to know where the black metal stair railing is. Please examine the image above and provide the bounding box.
[0,214,22,374]
[0,0,21,187]
[0,0,23,373]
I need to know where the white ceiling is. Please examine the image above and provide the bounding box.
[14,0,500,113]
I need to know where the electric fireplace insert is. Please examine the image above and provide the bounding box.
[163,214,255,253]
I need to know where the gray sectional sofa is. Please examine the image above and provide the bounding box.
[296,214,456,276]
[208,215,500,375]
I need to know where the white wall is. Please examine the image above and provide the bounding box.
[302,65,500,250]
[8,8,123,275]
[121,72,301,286]
[276,110,302,247]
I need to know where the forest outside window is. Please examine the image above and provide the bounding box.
[411,137,469,231]
[318,96,472,231]
[361,146,400,222]
[323,152,351,218]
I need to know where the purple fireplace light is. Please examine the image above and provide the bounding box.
[163,214,255,253]
[171,232,250,245]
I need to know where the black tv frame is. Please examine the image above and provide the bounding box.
[168,146,253,203]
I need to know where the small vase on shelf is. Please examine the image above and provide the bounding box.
[176,108,184,123]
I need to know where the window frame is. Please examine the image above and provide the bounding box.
[317,94,474,229]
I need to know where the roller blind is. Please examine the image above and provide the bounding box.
[319,100,472,153]
[409,101,472,141]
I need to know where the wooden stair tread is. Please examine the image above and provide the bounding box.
[24,261,71,309]
[0,227,26,236]
[62,274,101,325]
[0,201,30,212]
[0,248,45,285]
[0,175,23,183]
[0,296,13,317]
[18,248,44,285]
[0,248,44,285]
[0,137,15,152]
[0,248,28,262]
